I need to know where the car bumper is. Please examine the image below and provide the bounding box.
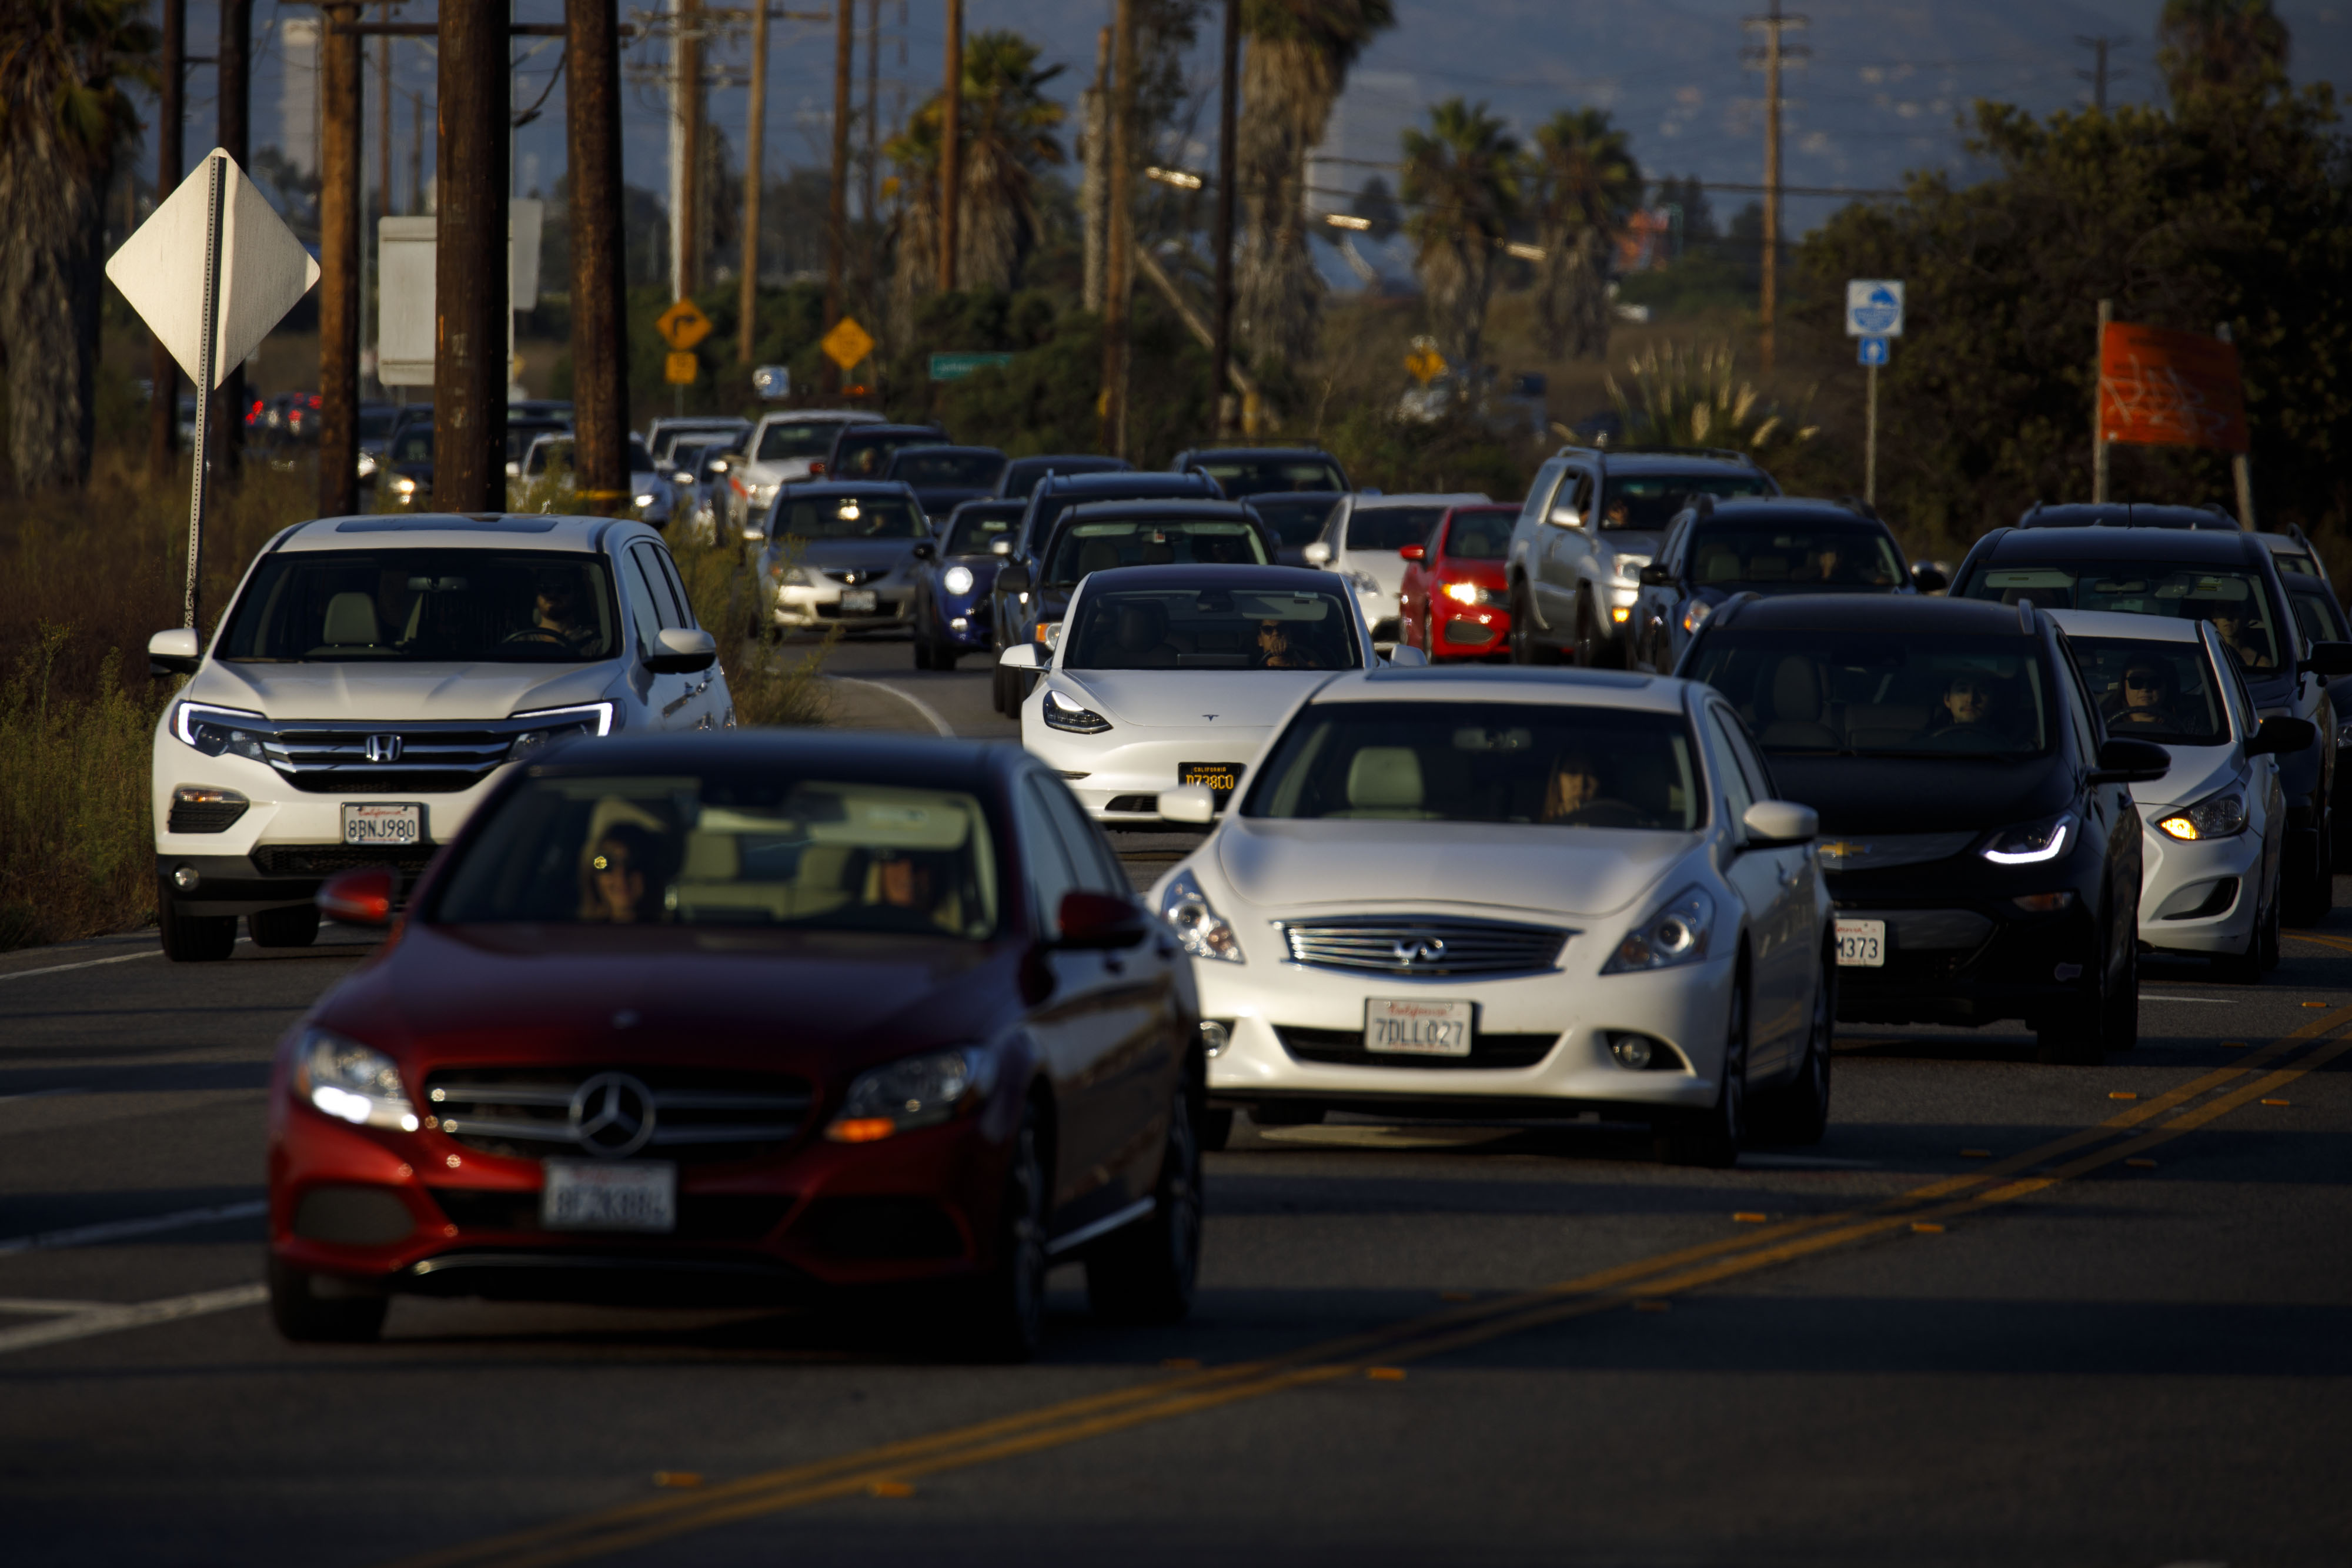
[2137,822,2261,955]
[1431,606,1509,657]
[1830,900,2101,1025]
[1021,711,1275,823]
[771,582,913,630]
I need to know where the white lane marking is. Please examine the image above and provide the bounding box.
[0,1088,89,1106]
[830,676,955,737]
[0,1298,115,1314]
[0,949,159,982]
[1740,1153,1883,1169]
[2139,995,2231,1004]
[0,1199,268,1258]
[0,1283,266,1357]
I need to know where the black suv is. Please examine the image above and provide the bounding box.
[1168,445,1350,497]
[2013,501,2239,530]
[1681,594,2171,1062]
[989,470,1224,658]
[1951,525,2352,924]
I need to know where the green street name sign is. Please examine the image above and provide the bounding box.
[927,351,1016,382]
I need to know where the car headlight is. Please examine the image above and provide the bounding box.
[1043,687,1110,734]
[507,701,616,760]
[172,701,270,761]
[633,492,657,510]
[1441,580,1487,606]
[942,564,975,596]
[1681,600,1712,635]
[356,451,377,478]
[393,476,417,496]
[1614,556,1651,581]
[2155,788,2247,841]
[1160,868,1243,963]
[1349,570,1383,597]
[751,481,779,504]
[1602,884,1715,974]
[1980,813,2074,864]
[826,1045,997,1142]
[293,1027,418,1132]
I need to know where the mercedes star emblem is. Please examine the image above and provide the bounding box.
[568,1071,657,1158]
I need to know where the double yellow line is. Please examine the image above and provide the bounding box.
[392,1005,2352,1568]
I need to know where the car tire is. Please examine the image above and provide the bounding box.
[1508,586,1557,665]
[1660,967,1749,1168]
[1250,1102,1324,1127]
[956,1099,1049,1363]
[913,634,934,670]
[1200,1106,1235,1151]
[935,644,960,671]
[2037,904,2133,1064]
[2214,884,2274,985]
[158,877,238,962]
[1085,1089,1202,1326]
[2284,813,2334,927]
[249,904,320,948]
[1752,952,1833,1145]
[267,1257,386,1343]
[991,664,1013,716]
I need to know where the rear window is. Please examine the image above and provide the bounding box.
[773,493,926,540]
[1347,506,1446,553]
[757,421,848,462]
[1687,629,2052,758]
[1044,519,1268,586]
[1686,523,1903,587]
[1962,561,2283,672]
[1193,455,1347,496]
[1600,473,1772,531]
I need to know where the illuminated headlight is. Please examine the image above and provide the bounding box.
[633,492,657,509]
[2155,789,2246,842]
[1602,885,1714,974]
[1980,813,2074,865]
[293,1027,418,1132]
[941,565,975,596]
[1614,556,1651,580]
[507,701,615,760]
[393,476,417,496]
[751,482,779,504]
[1442,581,1492,606]
[826,1045,996,1142]
[1682,600,1713,635]
[1043,687,1110,734]
[172,701,270,761]
[356,451,378,478]
[1161,868,1243,963]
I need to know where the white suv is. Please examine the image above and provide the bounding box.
[726,409,884,539]
[146,514,731,960]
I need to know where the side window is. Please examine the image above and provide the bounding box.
[615,547,664,652]
[650,547,699,630]
[1519,460,1567,529]
[1658,517,1688,573]
[1019,778,1081,935]
[1706,708,1758,825]
[1566,472,1595,523]
[1723,715,1778,803]
[1037,780,1127,896]
[2053,638,2103,753]
[630,542,684,629]
[2219,641,2259,740]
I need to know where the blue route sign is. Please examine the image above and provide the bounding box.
[1845,279,1905,337]
[1858,336,1889,367]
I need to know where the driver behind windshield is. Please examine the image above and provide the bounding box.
[1541,750,1606,823]
[2206,601,2274,670]
[510,570,600,654]
[2105,660,2180,728]
[1932,673,2000,733]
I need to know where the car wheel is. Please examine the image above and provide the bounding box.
[2037,905,2127,1064]
[1200,1106,1235,1151]
[935,643,960,671]
[1509,587,1559,666]
[2214,884,2271,985]
[1752,951,1833,1145]
[913,634,934,670]
[991,664,1013,716]
[1661,967,1749,1168]
[267,1256,386,1343]
[956,1099,1048,1362]
[1573,595,1602,668]
[158,877,237,962]
[1250,1102,1324,1127]
[2283,812,2335,926]
[249,904,319,948]
[1085,1088,1202,1326]
[2260,871,2283,971]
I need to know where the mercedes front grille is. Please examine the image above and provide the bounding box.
[423,1068,813,1164]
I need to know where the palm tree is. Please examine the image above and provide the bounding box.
[1399,99,1517,372]
[886,29,1064,315]
[1235,0,1395,372]
[2157,0,2290,106]
[0,0,155,491]
[1524,108,1642,361]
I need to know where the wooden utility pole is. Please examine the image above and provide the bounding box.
[148,0,185,478]
[377,4,393,220]
[410,91,424,214]
[434,0,509,513]
[1744,0,1804,377]
[1210,0,1239,434]
[676,0,704,295]
[1080,27,1108,311]
[823,0,851,394]
[2217,320,2256,530]
[938,0,963,292]
[318,2,363,517]
[568,0,630,511]
[212,0,252,480]
[2092,297,2112,504]
[738,0,771,363]
[1098,0,1135,455]
[863,0,880,238]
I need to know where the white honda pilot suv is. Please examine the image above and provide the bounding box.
[147,513,731,959]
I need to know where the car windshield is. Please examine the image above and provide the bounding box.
[358,408,397,439]
[1044,519,1269,586]
[219,550,618,663]
[2289,586,2348,643]
[506,423,567,463]
[756,421,850,462]
[1244,701,1703,828]
[1067,585,1361,671]
[1686,630,2052,758]
[1688,523,1904,587]
[1249,496,1341,549]
[891,450,1005,487]
[1193,455,1347,496]
[831,431,936,479]
[2069,635,2228,746]
[773,493,926,540]
[1442,509,1516,560]
[946,506,1021,555]
[1347,506,1446,553]
[391,429,432,464]
[1601,473,1772,531]
[1962,562,2284,671]
[432,772,1000,937]
[626,437,653,472]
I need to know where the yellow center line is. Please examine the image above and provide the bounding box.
[387,1004,2352,1568]
[2284,930,2352,958]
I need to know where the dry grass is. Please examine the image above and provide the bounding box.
[665,533,838,728]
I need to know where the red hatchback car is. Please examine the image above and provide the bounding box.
[268,731,1205,1360]
[1396,503,1518,660]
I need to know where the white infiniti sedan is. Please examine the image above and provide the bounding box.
[1003,563,1418,824]
[1145,666,1836,1166]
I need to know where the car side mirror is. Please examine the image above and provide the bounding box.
[1638,563,1674,587]
[1741,800,1818,848]
[998,643,1044,671]
[1385,645,1429,668]
[2248,715,2317,757]
[148,627,201,677]
[2300,640,2352,677]
[911,540,936,561]
[990,537,1012,556]
[1399,543,1425,562]
[1302,541,1333,566]
[2089,735,2171,784]
[1157,784,1216,824]
[316,866,396,927]
[1909,562,1949,595]
[997,563,1032,593]
[1547,504,1583,529]
[647,627,718,673]
[1055,890,1150,949]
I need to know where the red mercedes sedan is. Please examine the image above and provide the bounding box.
[268,731,1205,1360]
[1396,503,1516,660]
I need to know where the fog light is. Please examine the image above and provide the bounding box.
[1198,1019,1231,1058]
[2013,891,2074,912]
[1611,605,1631,623]
[1607,1032,1656,1070]
[172,864,200,891]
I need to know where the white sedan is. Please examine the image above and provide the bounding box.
[1145,666,1835,1166]
[1003,564,1418,824]
[2050,609,2307,981]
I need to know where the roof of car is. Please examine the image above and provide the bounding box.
[527,728,1027,793]
[1312,665,1686,714]
[1040,470,1217,493]
[1076,563,1345,596]
[2016,502,2236,530]
[836,423,946,439]
[1178,446,1340,462]
[1552,446,1766,474]
[1690,497,1887,527]
[948,499,1025,516]
[1345,493,1489,507]
[774,480,920,499]
[1005,453,1127,469]
[1057,499,1259,521]
[2044,607,2207,644]
[275,513,658,554]
[2253,531,2314,557]
[1715,593,2038,635]
[756,409,881,423]
[1975,526,2263,564]
[888,444,1006,459]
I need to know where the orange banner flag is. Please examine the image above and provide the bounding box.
[2098,322,2249,454]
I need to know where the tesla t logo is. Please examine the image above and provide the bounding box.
[569,1071,657,1158]
[1392,938,1447,966]
[1202,714,1218,721]
[364,733,403,764]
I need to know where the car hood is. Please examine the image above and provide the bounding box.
[186,660,618,721]
[2130,743,2244,813]
[1766,753,2074,835]
[1344,553,1409,597]
[799,537,918,572]
[1598,529,1666,560]
[1057,668,1332,728]
[1213,817,1690,921]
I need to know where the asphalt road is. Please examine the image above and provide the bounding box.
[6,630,2351,1566]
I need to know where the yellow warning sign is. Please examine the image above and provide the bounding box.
[664,350,698,386]
[821,315,876,372]
[1405,344,1447,385]
[656,299,713,350]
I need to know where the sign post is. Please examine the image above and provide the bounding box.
[656,300,713,413]
[821,316,876,392]
[1845,282,1904,510]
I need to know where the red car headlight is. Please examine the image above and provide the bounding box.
[292,1027,418,1132]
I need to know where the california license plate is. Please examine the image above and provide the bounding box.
[1179,761,1244,801]
[540,1161,677,1233]
[840,589,878,613]
[342,803,422,846]
[1835,918,1887,967]
[1365,998,1474,1057]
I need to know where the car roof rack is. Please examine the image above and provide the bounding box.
[1552,443,1756,468]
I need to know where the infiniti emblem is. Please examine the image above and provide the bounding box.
[569,1071,657,1158]
[363,733,403,764]
[1391,938,1448,967]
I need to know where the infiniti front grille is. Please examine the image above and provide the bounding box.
[423,1067,813,1164]
[1274,917,1573,977]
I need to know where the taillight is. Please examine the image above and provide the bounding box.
[807,461,826,476]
